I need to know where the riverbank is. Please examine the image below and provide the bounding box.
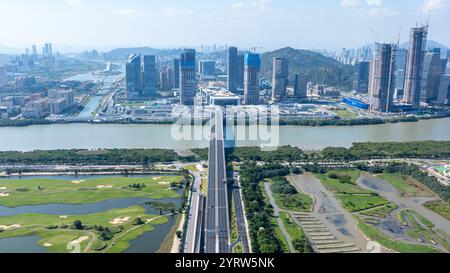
[1,110,449,128]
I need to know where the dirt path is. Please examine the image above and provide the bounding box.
[170,213,185,253]
[101,215,166,253]
[263,182,295,253]
[358,174,450,235]
[291,174,370,252]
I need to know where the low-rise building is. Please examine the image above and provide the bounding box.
[21,99,49,118]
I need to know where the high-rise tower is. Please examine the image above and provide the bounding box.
[369,44,396,113]
[421,49,441,103]
[244,53,261,105]
[438,58,450,105]
[142,55,157,97]
[353,61,370,93]
[271,57,289,102]
[125,54,142,99]
[237,54,245,91]
[180,49,196,105]
[404,25,428,109]
[228,47,239,93]
[294,73,308,99]
[172,58,180,89]
[395,48,408,98]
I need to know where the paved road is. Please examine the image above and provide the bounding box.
[205,110,230,253]
[264,182,295,253]
[232,172,250,253]
[358,174,450,235]
[184,168,204,253]
[205,116,217,253]
[290,174,370,252]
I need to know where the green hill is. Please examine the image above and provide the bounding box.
[260,47,354,89]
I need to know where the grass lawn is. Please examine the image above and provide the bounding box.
[0,176,183,207]
[356,217,440,253]
[316,170,369,194]
[0,206,167,253]
[230,194,238,244]
[360,203,398,218]
[337,194,390,212]
[266,178,313,212]
[183,164,198,172]
[376,173,434,197]
[279,212,312,253]
[201,168,208,196]
[424,201,450,221]
[271,218,290,253]
[273,192,313,212]
[332,109,357,118]
[279,212,303,241]
[316,171,389,212]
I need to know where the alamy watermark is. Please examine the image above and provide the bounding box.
[171,105,280,151]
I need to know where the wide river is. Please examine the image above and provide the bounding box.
[0,118,449,151]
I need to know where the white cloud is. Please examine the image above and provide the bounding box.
[341,0,397,16]
[369,7,397,16]
[366,0,381,6]
[340,0,362,8]
[113,9,143,17]
[231,0,272,15]
[162,8,195,17]
[422,0,449,13]
[66,0,81,6]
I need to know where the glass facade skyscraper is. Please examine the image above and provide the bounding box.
[180,49,196,105]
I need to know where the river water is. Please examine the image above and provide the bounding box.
[0,118,449,151]
[71,73,122,118]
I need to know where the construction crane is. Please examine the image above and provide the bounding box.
[370,27,379,44]
[251,47,263,53]
[397,27,402,46]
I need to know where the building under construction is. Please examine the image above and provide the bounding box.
[369,43,397,113]
[403,25,428,109]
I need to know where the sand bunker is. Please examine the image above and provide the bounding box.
[158,182,170,185]
[109,217,131,225]
[152,177,162,180]
[0,187,7,190]
[97,185,113,189]
[196,164,203,171]
[0,193,10,197]
[0,224,21,230]
[43,243,53,247]
[60,215,68,219]
[70,236,89,245]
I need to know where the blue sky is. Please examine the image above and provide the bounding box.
[0,0,448,52]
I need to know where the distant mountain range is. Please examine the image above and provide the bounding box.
[260,47,354,89]
[400,40,449,57]
[106,47,184,60]
[106,46,354,89]
[0,45,22,55]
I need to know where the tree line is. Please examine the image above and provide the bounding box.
[0,149,195,165]
[192,141,450,163]
[239,162,291,253]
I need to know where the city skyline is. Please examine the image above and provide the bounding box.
[0,0,449,53]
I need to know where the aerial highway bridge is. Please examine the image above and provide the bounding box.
[204,109,231,253]
[184,108,250,253]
